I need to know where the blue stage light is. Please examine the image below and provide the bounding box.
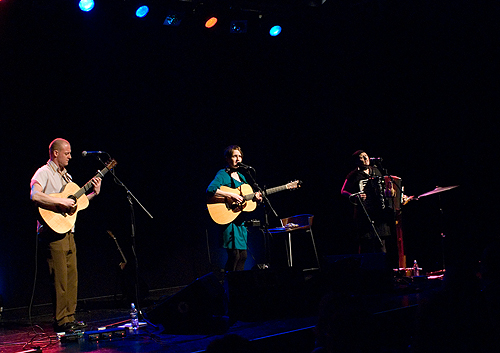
[269,25,282,36]
[163,10,184,26]
[230,20,247,34]
[79,0,95,12]
[136,5,149,18]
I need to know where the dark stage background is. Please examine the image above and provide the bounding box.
[0,0,498,309]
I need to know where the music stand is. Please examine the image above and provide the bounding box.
[416,185,459,275]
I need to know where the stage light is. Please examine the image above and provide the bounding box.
[136,5,149,18]
[163,10,184,26]
[230,20,247,33]
[79,0,95,12]
[205,17,218,29]
[269,25,282,36]
[307,0,327,6]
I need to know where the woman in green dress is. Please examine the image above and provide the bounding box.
[207,145,262,271]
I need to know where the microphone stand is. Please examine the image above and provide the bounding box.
[370,160,412,270]
[96,155,153,320]
[239,166,278,267]
[375,160,406,268]
[351,193,384,248]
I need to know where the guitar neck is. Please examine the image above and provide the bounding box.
[265,185,289,195]
[243,184,289,201]
[73,166,112,199]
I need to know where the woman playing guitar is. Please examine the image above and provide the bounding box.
[206,145,262,272]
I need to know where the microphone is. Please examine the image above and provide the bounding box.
[237,162,255,170]
[370,157,383,162]
[82,151,106,157]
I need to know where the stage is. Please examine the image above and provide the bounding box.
[0,268,444,353]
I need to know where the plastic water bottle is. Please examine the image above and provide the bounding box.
[413,260,420,277]
[130,303,139,330]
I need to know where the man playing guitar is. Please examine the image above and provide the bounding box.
[30,138,101,333]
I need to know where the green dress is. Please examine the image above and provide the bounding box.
[207,168,249,250]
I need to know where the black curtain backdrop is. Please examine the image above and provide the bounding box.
[0,0,497,308]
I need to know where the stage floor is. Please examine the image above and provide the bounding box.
[0,313,318,353]
[0,272,442,353]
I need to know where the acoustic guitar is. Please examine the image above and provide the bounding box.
[207,180,301,225]
[38,159,117,234]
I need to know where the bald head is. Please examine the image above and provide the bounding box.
[48,138,72,170]
[49,138,70,158]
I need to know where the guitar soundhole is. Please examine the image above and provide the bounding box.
[230,202,246,212]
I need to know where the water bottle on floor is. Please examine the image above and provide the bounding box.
[130,303,139,330]
[413,260,420,276]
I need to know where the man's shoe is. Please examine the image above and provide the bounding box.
[53,322,76,333]
[70,320,87,329]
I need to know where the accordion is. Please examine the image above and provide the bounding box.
[359,175,402,213]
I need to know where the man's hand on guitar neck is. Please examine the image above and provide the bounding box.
[87,177,101,201]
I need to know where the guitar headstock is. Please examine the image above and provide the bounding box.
[107,230,116,240]
[106,159,118,170]
[286,180,302,190]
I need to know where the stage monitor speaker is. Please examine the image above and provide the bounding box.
[320,253,393,294]
[227,268,308,321]
[145,272,228,333]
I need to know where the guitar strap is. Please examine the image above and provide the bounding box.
[62,171,72,183]
[47,160,73,184]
